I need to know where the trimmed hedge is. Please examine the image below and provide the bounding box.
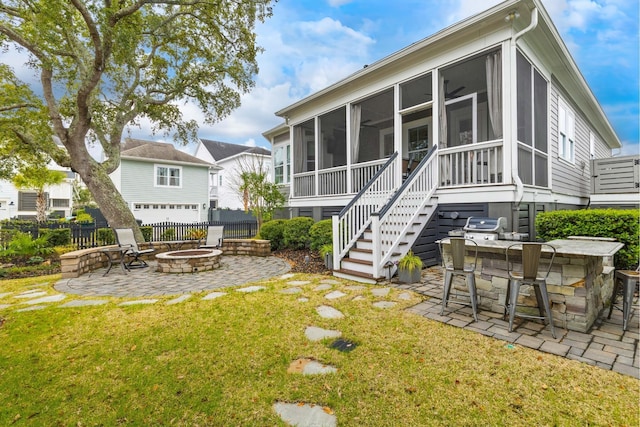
[259,219,287,250]
[283,217,315,249]
[39,228,71,247]
[536,209,639,269]
[309,219,332,251]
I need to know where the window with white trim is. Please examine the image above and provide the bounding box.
[273,134,291,185]
[155,165,182,187]
[558,99,575,163]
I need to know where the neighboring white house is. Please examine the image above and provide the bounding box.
[263,0,631,282]
[110,139,216,224]
[193,139,271,210]
[0,162,76,221]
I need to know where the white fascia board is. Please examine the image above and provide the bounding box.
[120,156,213,168]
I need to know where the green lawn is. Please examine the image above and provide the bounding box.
[0,274,638,426]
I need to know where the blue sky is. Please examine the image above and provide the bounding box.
[177,0,638,155]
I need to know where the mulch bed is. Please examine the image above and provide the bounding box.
[272,249,331,275]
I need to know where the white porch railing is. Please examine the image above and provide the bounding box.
[352,159,389,193]
[318,166,347,195]
[439,141,503,187]
[332,153,398,264]
[293,171,315,197]
[372,145,439,278]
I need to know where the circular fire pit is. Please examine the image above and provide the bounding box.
[155,249,222,273]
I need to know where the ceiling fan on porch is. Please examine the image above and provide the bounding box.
[425,80,465,100]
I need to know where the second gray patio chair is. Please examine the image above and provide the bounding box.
[198,226,224,249]
[114,228,156,269]
[438,237,479,322]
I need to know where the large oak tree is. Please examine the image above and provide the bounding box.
[0,0,273,239]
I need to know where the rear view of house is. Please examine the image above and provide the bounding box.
[263,0,635,283]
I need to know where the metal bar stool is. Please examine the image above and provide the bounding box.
[439,237,479,322]
[608,267,639,331]
[505,243,556,338]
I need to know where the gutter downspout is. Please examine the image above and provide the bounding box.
[511,7,538,207]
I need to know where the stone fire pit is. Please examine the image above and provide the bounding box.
[155,249,222,273]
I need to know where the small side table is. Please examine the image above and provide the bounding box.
[608,269,639,331]
[101,246,131,276]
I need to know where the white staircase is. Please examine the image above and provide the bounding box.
[332,146,439,283]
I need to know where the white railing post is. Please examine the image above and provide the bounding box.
[371,213,381,279]
[332,214,340,270]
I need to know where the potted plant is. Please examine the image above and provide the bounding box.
[397,250,423,284]
[319,243,333,270]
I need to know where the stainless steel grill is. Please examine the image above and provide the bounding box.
[463,216,507,241]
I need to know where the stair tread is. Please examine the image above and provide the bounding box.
[350,248,372,254]
[334,268,378,280]
[343,257,373,266]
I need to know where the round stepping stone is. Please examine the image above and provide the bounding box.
[0,292,13,299]
[320,279,341,285]
[59,300,108,308]
[166,295,192,305]
[352,295,366,301]
[280,273,295,279]
[23,294,66,305]
[344,285,366,291]
[316,305,344,319]
[324,291,346,300]
[305,326,341,341]
[398,292,412,300]
[280,287,302,294]
[287,358,338,375]
[371,287,391,297]
[287,280,311,286]
[297,297,309,303]
[119,299,158,306]
[273,402,336,427]
[313,284,332,291]
[373,301,396,309]
[236,286,265,293]
[202,292,226,300]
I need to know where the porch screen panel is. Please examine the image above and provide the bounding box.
[534,71,548,152]
[517,51,532,146]
[353,89,394,163]
[319,107,347,169]
[518,147,533,185]
[293,119,315,173]
[401,73,432,109]
[535,152,548,187]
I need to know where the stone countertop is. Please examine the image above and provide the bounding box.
[438,238,624,257]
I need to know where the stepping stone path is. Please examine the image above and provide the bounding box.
[1,273,408,427]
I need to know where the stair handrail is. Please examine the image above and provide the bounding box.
[371,145,439,277]
[333,152,399,268]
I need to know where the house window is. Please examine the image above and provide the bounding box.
[51,198,69,208]
[155,165,181,187]
[407,124,430,162]
[319,107,347,170]
[18,192,38,211]
[274,137,291,185]
[516,50,548,187]
[558,98,575,163]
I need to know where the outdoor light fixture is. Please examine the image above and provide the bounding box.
[505,10,520,22]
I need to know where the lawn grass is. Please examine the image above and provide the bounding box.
[0,274,638,426]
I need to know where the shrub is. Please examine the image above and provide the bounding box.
[309,219,333,251]
[186,228,206,240]
[319,243,333,258]
[140,226,153,242]
[96,228,115,245]
[259,219,287,250]
[0,231,54,260]
[53,245,78,256]
[536,209,639,269]
[161,228,176,241]
[39,228,71,246]
[283,216,315,249]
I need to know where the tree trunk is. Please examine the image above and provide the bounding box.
[80,162,143,242]
[36,190,47,222]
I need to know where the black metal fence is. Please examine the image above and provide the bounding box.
[0,220,258,249]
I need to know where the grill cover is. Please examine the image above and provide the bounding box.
[463,217,507,233]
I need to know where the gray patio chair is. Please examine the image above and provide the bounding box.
[114,228,155,268]
[438,237,479,322]
[198,226,224,249]
[505,242,556,338]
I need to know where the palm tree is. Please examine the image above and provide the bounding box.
[13,165,67,222]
